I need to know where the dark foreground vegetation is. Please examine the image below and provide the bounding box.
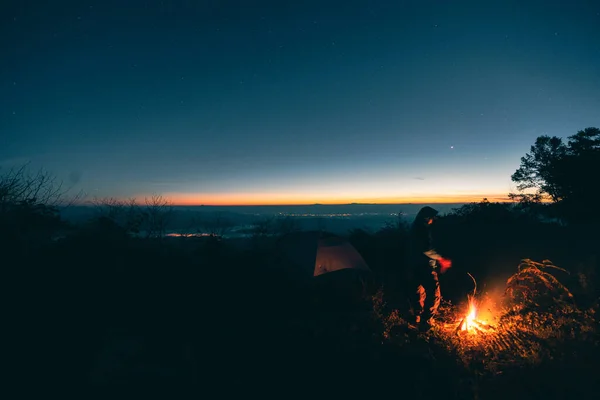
[4,128,600,398]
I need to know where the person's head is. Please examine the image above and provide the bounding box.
[413,206,439,228]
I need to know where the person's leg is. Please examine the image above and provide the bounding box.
[430,271,441,321]
[421,271,440,327]
[415,284,426,324]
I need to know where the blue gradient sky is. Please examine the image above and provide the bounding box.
[2,0,599,204]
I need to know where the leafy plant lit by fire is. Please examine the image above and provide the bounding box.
[435,259,598,373]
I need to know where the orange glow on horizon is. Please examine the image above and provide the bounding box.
[131,192,514,206]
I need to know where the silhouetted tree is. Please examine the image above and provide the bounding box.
[91,197,146,235]
[511,127,600,223]
[0,163,80,209]
[511,136,568,202]
[91,196,124,220]
[552,128,600,214]
[0,164,78,243]
[143,195,173,239]
[124,198,145,234]
[449,198,515,223]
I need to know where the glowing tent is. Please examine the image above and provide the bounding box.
[275,231,371,279]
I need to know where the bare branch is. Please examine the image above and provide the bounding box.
[143,194,173,239]
[0,164,76,209]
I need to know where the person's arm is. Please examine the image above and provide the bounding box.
[424,249,442,260]
[424,249,452,273]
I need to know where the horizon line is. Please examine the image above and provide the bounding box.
[116,192,515,206]
[72,197,518,207]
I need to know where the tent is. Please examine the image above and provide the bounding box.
[275,231,371,279]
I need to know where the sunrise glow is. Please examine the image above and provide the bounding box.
[153,192,512,206]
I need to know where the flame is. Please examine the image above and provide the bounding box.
[459,272,484,334]
[457,295,495,335]
[461,296,478,332]
[444,273,496,335]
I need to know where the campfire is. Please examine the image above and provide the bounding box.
[451,273,494,335]
[432,260,594,373]
[456,294,492,333]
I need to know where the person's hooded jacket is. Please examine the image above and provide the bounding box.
[408,206,451,274]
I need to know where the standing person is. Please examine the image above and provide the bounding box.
[409,206,452,332]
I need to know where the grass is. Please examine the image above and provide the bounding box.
[374,259,600,398]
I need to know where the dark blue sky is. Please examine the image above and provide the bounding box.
[2,0,599,204]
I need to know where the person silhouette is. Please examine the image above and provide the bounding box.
[409,206,452,331]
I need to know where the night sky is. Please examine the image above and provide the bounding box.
[2,1,599,205]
